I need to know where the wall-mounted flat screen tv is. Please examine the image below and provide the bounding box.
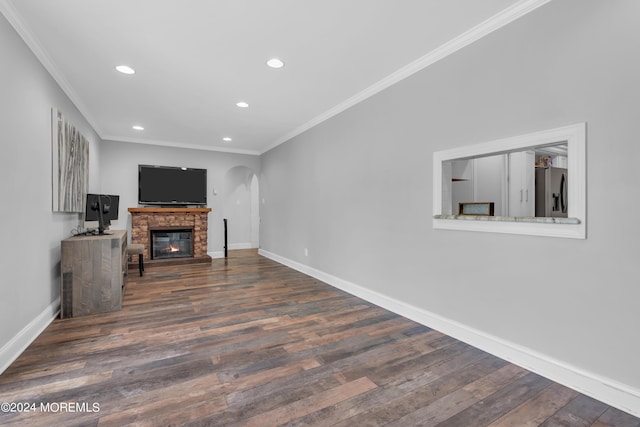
[138,165,207,206]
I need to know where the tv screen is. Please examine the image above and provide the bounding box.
[138,165,207,206]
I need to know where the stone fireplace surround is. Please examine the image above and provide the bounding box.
[128,207,212,267]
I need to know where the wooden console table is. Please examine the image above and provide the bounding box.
[60,229,127,318]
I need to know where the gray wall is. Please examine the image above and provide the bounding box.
[0,13,102,357]
[99,140,260,253]
[0,8,260,368]
[260,0,640,392]
[2,0,638,404]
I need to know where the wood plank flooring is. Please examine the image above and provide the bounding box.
[0,249,638,426]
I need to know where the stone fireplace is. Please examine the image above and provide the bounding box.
[128,207,212,267]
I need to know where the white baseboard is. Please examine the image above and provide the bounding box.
[209,243,257,260]
[0,298,60,375]
[228,242,256,250]
[258,249,640,417]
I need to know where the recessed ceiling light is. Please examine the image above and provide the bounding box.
[266,58,285,69]
[223,137,232,142]
[236,101,249,108]
[116,65,136,75]
[132,125,144,130]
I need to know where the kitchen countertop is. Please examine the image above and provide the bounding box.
[433,215,580,224]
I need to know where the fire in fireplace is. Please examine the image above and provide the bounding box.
[151,229,194,259]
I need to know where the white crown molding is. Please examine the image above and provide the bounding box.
[258,248,640,418]
[3,0,551,155]
[102,136,261,156]
[0,0,104,136]
[261,0,553,154]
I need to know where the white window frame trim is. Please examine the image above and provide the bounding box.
[433,123,586,239]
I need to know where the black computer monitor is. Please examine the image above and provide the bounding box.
[85,194,119,234]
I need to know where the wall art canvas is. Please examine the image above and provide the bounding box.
[52,108,89,212]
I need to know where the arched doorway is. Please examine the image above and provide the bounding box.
[222,166,259,250]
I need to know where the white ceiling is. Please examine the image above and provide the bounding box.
[1,0,546,155]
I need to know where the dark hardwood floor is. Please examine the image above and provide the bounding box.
[0,250,638,426]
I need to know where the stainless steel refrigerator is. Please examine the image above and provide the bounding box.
[535,167,568,218]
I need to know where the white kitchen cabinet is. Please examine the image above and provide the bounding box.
[508,150,535,217]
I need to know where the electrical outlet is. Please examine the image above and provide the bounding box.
[304,248,308,257]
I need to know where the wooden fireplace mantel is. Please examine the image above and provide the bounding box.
[128,207,211,214]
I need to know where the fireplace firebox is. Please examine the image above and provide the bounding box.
[151,229,193,259]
